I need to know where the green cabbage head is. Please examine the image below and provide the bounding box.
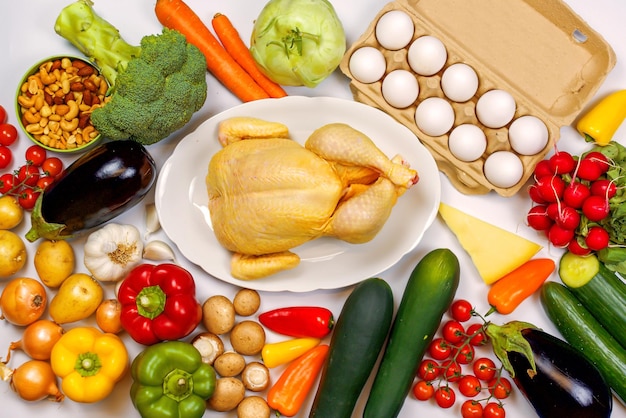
[250,0,346,88]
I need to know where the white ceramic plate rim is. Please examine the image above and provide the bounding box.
[155,96,441,292]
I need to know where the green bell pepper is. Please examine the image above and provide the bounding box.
[130,341,216,418]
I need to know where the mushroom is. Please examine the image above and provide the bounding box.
[191,332,224,365]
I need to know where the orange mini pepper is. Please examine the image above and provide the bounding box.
[267,344,329,417]
[487,258,556,315]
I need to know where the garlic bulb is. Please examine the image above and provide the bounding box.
[84,223,144,282]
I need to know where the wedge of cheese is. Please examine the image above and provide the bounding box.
[438,202,542,284]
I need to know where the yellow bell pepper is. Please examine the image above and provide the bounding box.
[261,337,321,368]
[50,326,129,403]
[576,89,626,146]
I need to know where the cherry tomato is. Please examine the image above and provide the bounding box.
[473,357,497,381]
[25,145,47,167]
[466,323,487,346]
[0,173,15,194]
[36,175,55,191]
[434,386,456,408]
[0,144,12,169]
[441,360,463,382]
[0,123,18,146]
[461,400,484,418]
[41,157,63,177]
[442,320,466,345]
[483,402,506,418]
[454,343,475,364]
[18,188,40,211]
[417,358,440,381]
[457,374,482,397]
[17,164,40,187]
[450,299,473,322]
[488,377,512,399]
[412,380,434,401]
[429,337,452,360]
[0,105,7,124]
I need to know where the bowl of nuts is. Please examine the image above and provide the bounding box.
[15,55,109,153]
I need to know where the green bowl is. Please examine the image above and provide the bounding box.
[15,55,107,154]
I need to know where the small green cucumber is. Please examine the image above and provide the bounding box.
[558,251,626,348]
[308,277,393,418]
[541,281,626,403]
[364,248,461,418]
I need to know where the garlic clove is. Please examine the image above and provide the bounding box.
[143,240,177,262]
[144,203,161,238]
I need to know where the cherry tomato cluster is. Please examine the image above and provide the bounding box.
[412,299,510,418]
[0,104,19,169]
[526,149,616,255]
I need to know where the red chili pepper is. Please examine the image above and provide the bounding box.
[259,306,334,338]
[118,263,202,345]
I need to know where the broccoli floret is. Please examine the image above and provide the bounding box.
[54,0,207,145]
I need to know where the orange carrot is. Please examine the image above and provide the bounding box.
[211,13,287,98]
[154,0,269,102]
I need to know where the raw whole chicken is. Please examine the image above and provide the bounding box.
[206,117,419,280]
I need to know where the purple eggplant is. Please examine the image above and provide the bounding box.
[25,140,156,242]
[486,321,612,418]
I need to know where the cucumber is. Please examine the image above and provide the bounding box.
[558,251,626,348]
[540,281,626,403]
[308,277,393,418]
[364,248,461,418]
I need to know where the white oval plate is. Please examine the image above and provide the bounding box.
[155,96,441,292]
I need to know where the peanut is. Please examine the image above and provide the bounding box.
[17,57,107,150]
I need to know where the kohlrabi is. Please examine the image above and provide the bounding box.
[250,0,346,88]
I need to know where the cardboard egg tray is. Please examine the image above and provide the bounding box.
[339,0,616,196]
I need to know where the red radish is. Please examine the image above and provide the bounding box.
[535,175,565,203]
[546,202,560,220]
[576,153,609,181]
[526,205,553,231]
[554,205,581,230]
[549,151,575,175]
[548,224,575,247]
[533,160,553,179]
[528,184,547,204]
[584,151,610,174]
[582,195,610,221]
[563,181,591,208]
[590,179,617,199]
[567,238,591,256]
[585,226,610,251]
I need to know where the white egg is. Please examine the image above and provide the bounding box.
[475,89,517,128]
[441,63,479,102]
[483,151,524,189]
[348,47,387,84]
[508,115,549,155]
[414,97,455,136]
[448,124,487,162]
[407,36,447,76]
[375,10,415,51]
[381,70,419,108]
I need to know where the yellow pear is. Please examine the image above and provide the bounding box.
[49,273,103,324]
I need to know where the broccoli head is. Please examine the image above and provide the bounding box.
[54,0,207,145]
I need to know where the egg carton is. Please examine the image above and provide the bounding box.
[339,0,615,196]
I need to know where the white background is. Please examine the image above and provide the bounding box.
[0,1,625,417]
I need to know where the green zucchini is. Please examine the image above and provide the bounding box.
[540,281,626,403]
[558,251,626,348]
[308,277,393,418]
[364,248,461,418]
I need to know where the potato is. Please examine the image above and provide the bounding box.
[202,295,236,335]
[230,320,266,356]
[49,273,103,324]
[214,351,246,377]
[237,396,271,418]
[207,377,245,412]
[0,230,27,278]
[0,196,24,230]
[34,239,75,288]
[233,288,261,316]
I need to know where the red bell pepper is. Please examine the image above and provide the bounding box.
[118,263,202,345]
[259,306,334,338]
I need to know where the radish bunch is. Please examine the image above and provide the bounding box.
[526,148,618,255]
